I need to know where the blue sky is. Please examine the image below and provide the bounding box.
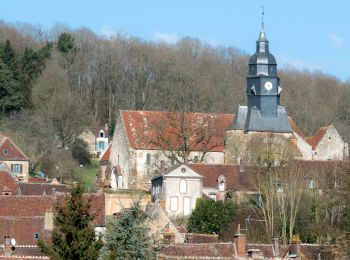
[1,0,349,81]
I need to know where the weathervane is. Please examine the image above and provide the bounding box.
[261,5,265,30]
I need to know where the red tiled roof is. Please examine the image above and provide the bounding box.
[18,183,70,196]
[0,196,53,217]
[305,126,330,150]
[0,217,51,245]
[0,137,28,161]
[288,117,306,139]
[158,242,234,258]
[188,164,257,191]
[100,143,111,162]
[0,170,17,194]
[0,245,49,258]
[120,110,234,152]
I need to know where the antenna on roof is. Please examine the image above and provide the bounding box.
[261,5,265,30]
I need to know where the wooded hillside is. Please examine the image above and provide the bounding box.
[0,21,349,154]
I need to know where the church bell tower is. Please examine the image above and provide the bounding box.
[229,28,292,133]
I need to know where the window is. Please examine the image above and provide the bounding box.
[218,180,225,191]
[12,164,20,174]
[98,141,105,150]
[170,197,178,211]
[3,149,8,156]
[146,153,151,165]
[193,156,199,163]
[179,180,187,193]
[308,179,316,189]
[34,233,39,240]
[209,194,217,201]
[99,131,104,138]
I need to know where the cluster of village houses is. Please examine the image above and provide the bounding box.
[0,29,349,259]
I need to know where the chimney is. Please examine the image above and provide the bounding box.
[233,224,246,257]
[272,236,280,257]
[290,234,302,257]
[3,236,11,256]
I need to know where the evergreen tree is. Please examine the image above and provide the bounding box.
[187,198,236,234]
[100,200,156,260]
[72,138,91,166]
[38,184,102,260]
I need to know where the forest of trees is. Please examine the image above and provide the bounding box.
[0,21,350,175]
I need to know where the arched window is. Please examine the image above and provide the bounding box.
[179,179,187,193]
[218,176,226,191]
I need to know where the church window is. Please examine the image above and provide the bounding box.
[179,179,187,193]
[170,197,178,211]
[146,153,151,165]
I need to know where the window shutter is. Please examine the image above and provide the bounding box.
[20,164,22,174]
[11,164,13,171]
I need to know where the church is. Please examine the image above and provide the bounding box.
[103,29,348,190]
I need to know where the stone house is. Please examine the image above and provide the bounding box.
[0,134,29,182]
[151,164,203,216]
[106,29,348,190]
[79,124,109,157]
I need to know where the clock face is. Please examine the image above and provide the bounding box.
[264,81,273,91]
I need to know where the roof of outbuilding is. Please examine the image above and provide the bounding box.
[187,164,258,191]
[18,183,70,196]
[99,143,111,162]
[0,168,18,194]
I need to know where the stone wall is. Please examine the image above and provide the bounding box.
[104,192,151,215]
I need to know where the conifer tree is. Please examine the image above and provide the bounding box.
[99,200,156,260]
[38,184,102,260]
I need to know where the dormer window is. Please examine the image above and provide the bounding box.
[218,176,226,191]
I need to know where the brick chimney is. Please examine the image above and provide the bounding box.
[3,236,11,256]
[233,224,246,257]
[290,234,302,257]
[272,236,280,257]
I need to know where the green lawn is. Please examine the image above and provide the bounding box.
[79,159,99,190]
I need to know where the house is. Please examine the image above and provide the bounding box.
[0,192,105,258]
[107,28,348,190]
[157,229,334,259]
[79,124,110,157]
[0,162,18,195]
[0,134,29,182]
[151,164,203,216]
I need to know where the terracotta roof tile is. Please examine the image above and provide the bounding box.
[99,143,111,162]
[288,117,306,139]
[0,170,18,194]
[188,164,257,191]
[0,196,53,217]
[159,242,234,258]
[0,137,28,161]
[120,110,234,152]
[306,126,330,150]
[18,183,70,196]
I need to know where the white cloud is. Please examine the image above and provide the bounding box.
[100,26,117,39]
[154,31,178,44]
[329,33,344,48]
